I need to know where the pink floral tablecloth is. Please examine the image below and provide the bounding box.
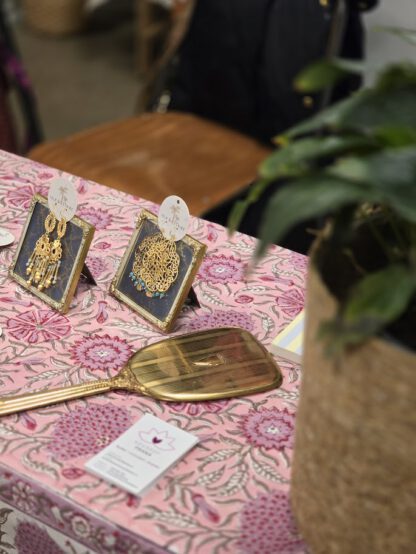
[0,150,308,554]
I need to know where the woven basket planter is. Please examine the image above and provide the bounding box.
[291,263,416,553]
[23,0,86,36]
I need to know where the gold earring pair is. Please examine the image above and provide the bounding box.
[26,212,67,291]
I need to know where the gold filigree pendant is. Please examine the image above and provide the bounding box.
[129,233,180,298]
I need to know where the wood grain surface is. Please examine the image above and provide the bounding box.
[29,112,271,215]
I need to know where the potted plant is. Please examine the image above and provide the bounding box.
[229,31,416,554]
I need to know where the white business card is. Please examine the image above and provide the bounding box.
[85,413,199,496]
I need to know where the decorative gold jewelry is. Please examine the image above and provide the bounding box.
[38,217,67,291]
[129,232,180,298]
[26,212,56,287]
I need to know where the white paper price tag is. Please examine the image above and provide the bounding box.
[158,195,189,241]
[48,177,78,221]
[0,227,14,247]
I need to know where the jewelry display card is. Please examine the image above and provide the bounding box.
[86,413,199,497]
[9,194,95,314]
[110,209,206,332]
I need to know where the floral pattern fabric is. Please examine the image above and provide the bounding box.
[0,150,308,553]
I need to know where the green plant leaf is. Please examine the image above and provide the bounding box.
[344,265,416,324]
[374,126,416,147]
[228,199,249,235]
[294,58,365,93]
[319,265,416,352]
[280,91,365,140]
[260,135,375,180]
[344,86,416,132]
[255,176,375,258]
[227,178,272,234]
[376,63,416,90]
[279,65,416,141]
[329,147,416,223]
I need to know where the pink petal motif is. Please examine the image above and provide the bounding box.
[19,412,37,431]
[260,275,276,282]
[198,254,244,284]
[77,180,88,194]
[96,301,109,324]
[240,408,295,450]
[6,309,71,344]
[275,288,305,318]
[70,334,132,372]
[38,172,54,180]
[192,493,220,523]
[235,294,253,304]
[274,276,295,287]
[0,297,32,307]
[61,467,86,480]
[15,521,66,554]
[15,358,44,367]
[206,223,219,242]
[238,490,305,554]
[94,241,111,250]
[48,404,131,460]
[126,493,141,508]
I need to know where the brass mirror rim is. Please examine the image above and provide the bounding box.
[130,326,282,401]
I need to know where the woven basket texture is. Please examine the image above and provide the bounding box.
[291,264,416,554]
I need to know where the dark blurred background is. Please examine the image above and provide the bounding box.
[3,0,414,142]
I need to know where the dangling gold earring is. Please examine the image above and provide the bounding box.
[38,217,66,291]
[26,212,56,287]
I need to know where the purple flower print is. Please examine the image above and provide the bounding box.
[69,513,91,539]
[198,254,245,284]
[70,334,132,372]
[11,481,38,513]
[48,404,131,460]
[77,206,113,230]
[238,490,305,554]
[289,251,309,273]
[189,310,254,332]
[240,408,295,450]
[275,289,305,318]
[6,309,71,344]
[15,521,66,554]
[5,184,48,208]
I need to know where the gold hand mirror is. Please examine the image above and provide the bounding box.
[0,328,282,416]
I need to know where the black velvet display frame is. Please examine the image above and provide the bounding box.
[9,194,95,313]
[110,209,206,332]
